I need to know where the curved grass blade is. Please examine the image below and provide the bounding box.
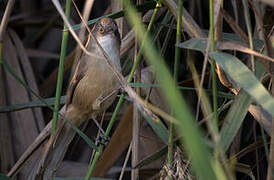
[177,37,264,52]
[130,83,234,99]
[0,96,66,113]
[209,52,274,117]
[220,90,252,152]
[220,61,266,152]
[52,0,72,135]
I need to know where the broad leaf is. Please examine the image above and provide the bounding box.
[209,52,274,117]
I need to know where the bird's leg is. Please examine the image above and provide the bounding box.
[92,118,110,146]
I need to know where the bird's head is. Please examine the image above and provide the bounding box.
[90,18,121,71]
[92,18,121,45]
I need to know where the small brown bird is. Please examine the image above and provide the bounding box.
[29,18,121,180]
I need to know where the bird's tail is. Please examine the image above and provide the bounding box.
[28,121,76,180]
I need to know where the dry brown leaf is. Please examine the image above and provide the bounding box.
[3,31,39,156]
[9,29,45,131]
[3,31,40,179]
[220,7,249,43]
[0,66,15,174]
[213,0,222,27]
[217,41,274,63]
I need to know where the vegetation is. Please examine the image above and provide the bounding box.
[0,0,274,179]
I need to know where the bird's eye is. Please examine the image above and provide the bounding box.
[99,27,104,34]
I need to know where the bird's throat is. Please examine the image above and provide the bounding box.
[97,34,121,72]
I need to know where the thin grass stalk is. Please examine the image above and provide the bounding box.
[187,55,217,143]
[211,2,229,174]
[132,30,140,180]
[127,4,160,82]
[261,126,269,161]
[188,56,231,179]
[242,0,255,71]
[71,0,95,82]
[119,142,132,180]
[51,0,72,135]
[85,4,160,179]
[253,122,260,180]
[132,0,143,177]
[209,0,218,132]
[168,0,183,168]
[242,1,258,177]
[173,0,183,82]
[167,117,174,168]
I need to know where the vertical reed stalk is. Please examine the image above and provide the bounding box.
[52,0,72,135]
[242,0,255,71]
[209,0,218,132]
[168,0,183,169]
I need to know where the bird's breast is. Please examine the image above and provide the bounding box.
[70,59,120,122]
[97,34,121,71]
[66,35,121,124]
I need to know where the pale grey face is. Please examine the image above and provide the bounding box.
[91,18,121,72]
[92,18,121,45]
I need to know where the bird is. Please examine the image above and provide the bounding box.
[28,17,121,180]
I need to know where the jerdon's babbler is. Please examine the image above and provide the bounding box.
[29,18,121,180]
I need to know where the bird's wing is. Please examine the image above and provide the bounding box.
[65,57,87,106]
[66,34,92,106]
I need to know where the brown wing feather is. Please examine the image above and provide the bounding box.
[66,59,87,106]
